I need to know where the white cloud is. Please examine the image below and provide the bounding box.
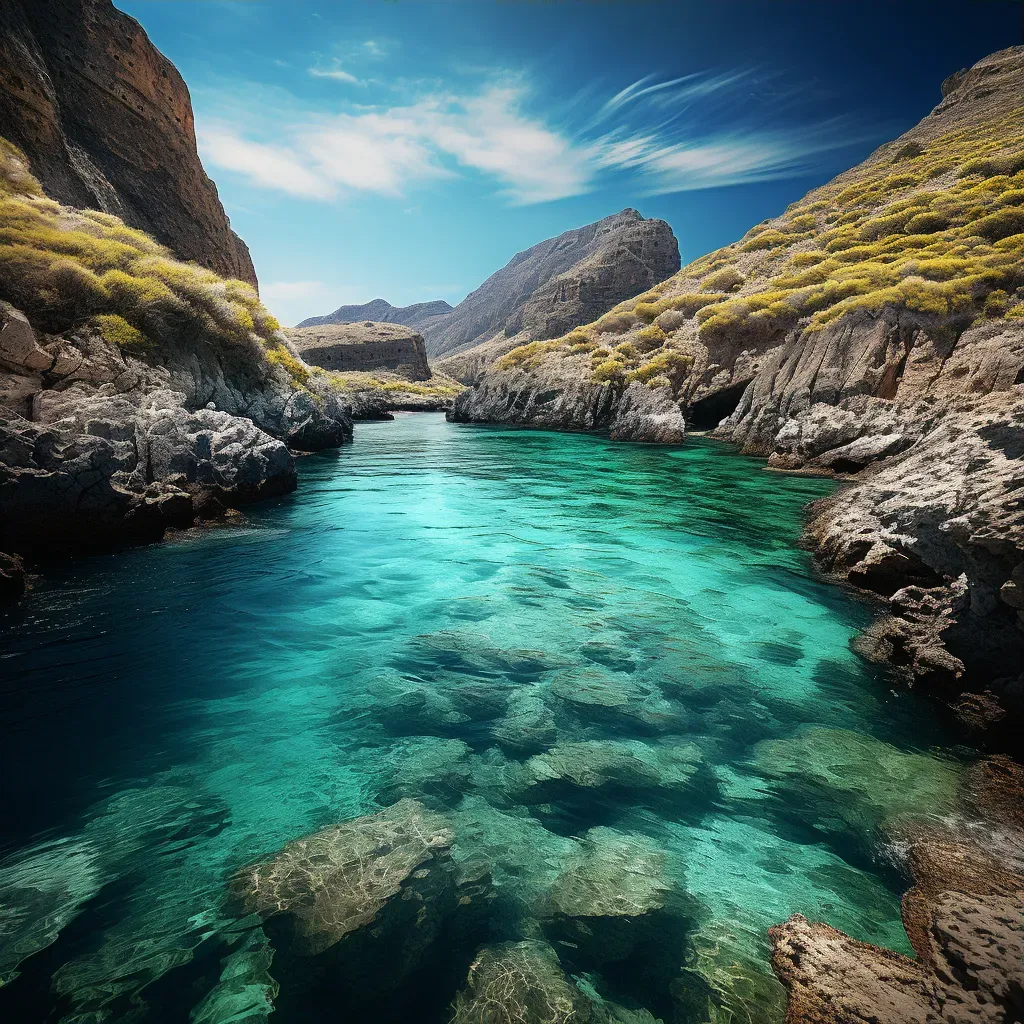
[363,39,387,58]
[198,130,335,199]
[200,68,872,206]
[308,66,363,85]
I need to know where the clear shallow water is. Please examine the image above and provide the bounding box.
[0,414,965,1023]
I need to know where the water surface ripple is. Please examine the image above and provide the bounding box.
[0,413,964,1023]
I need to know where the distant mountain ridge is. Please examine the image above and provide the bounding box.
[296,298,453,332]
[297,210,680,371]
[423,208,680,360]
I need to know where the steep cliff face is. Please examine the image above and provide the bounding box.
[427,209,679,362]
[0,0,256,286]
[287,322,432,380]
[454,46,1024,739]
[296,298,453,333]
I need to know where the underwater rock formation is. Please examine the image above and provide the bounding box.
[449,940,593,1024]
[234,799,457,955]
[753,727,963,853]
[539,827,695,1015]
[233,799,493,1017]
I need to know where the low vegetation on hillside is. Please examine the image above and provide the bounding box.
[0,138,309,385]
[497,107,1024,387]
[325,369,465,399]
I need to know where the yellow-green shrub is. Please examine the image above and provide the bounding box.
[636,324,667,347]
[701,266,745,293]
[265,345,310,386]
[592,359,625,385]
[93,313,147,349]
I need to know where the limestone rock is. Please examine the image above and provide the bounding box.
[0,0,256,284]
[770,758,1024,1024]
[449,940,592,1024]
[0,302,351,559]
[450,366,686,444]
[285,322,432,381]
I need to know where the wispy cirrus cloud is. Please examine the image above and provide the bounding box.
[198,67,874,206]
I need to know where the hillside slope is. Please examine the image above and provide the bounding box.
[426,209,679,362]
[453,46,1024,741]
[0,139,349,582]
[0,0,256,286]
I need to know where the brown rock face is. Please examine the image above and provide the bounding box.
[426,209,680,360]
[770,759,1024,1024]
[286,322,432,381]
[0,0,256,286]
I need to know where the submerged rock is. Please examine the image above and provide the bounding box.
[491,691,559,757]
[753,726,963,849]
[449,940,592,1024]
[233,799,492,1018]
[531,828,697,1020]
[233,799,455,956]
[519,739,710,821]
[0,838,102,986]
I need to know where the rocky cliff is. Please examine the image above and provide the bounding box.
[0,139,349,572]
[452,46,1024,744]
[0,0,256,286]
[427,209,680,364]
[287,322,432,380]
[296,298,453,333]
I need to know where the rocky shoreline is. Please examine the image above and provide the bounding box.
[451,48,1024,749]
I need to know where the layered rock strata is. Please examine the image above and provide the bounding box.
[286,321,431,380]
[427,209,680,362]
[0,0,256,285]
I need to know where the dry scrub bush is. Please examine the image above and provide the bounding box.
[0,136,307,386]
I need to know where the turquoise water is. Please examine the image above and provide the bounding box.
[0,413,964,1023]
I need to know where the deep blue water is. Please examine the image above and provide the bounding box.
[0,414,965,1023]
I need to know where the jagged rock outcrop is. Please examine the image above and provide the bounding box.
[454,46,1024,737]
[0,0,256,285]
[286,321,431,380]
[769,758,1024,1024]
[452,372,686,443]
[296,297,453,332]
[0,300,350,554]
[428,209,679,362]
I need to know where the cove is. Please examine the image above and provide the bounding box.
[0,413,966,1024]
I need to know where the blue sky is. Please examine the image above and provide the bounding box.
[117,1,1021,325]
